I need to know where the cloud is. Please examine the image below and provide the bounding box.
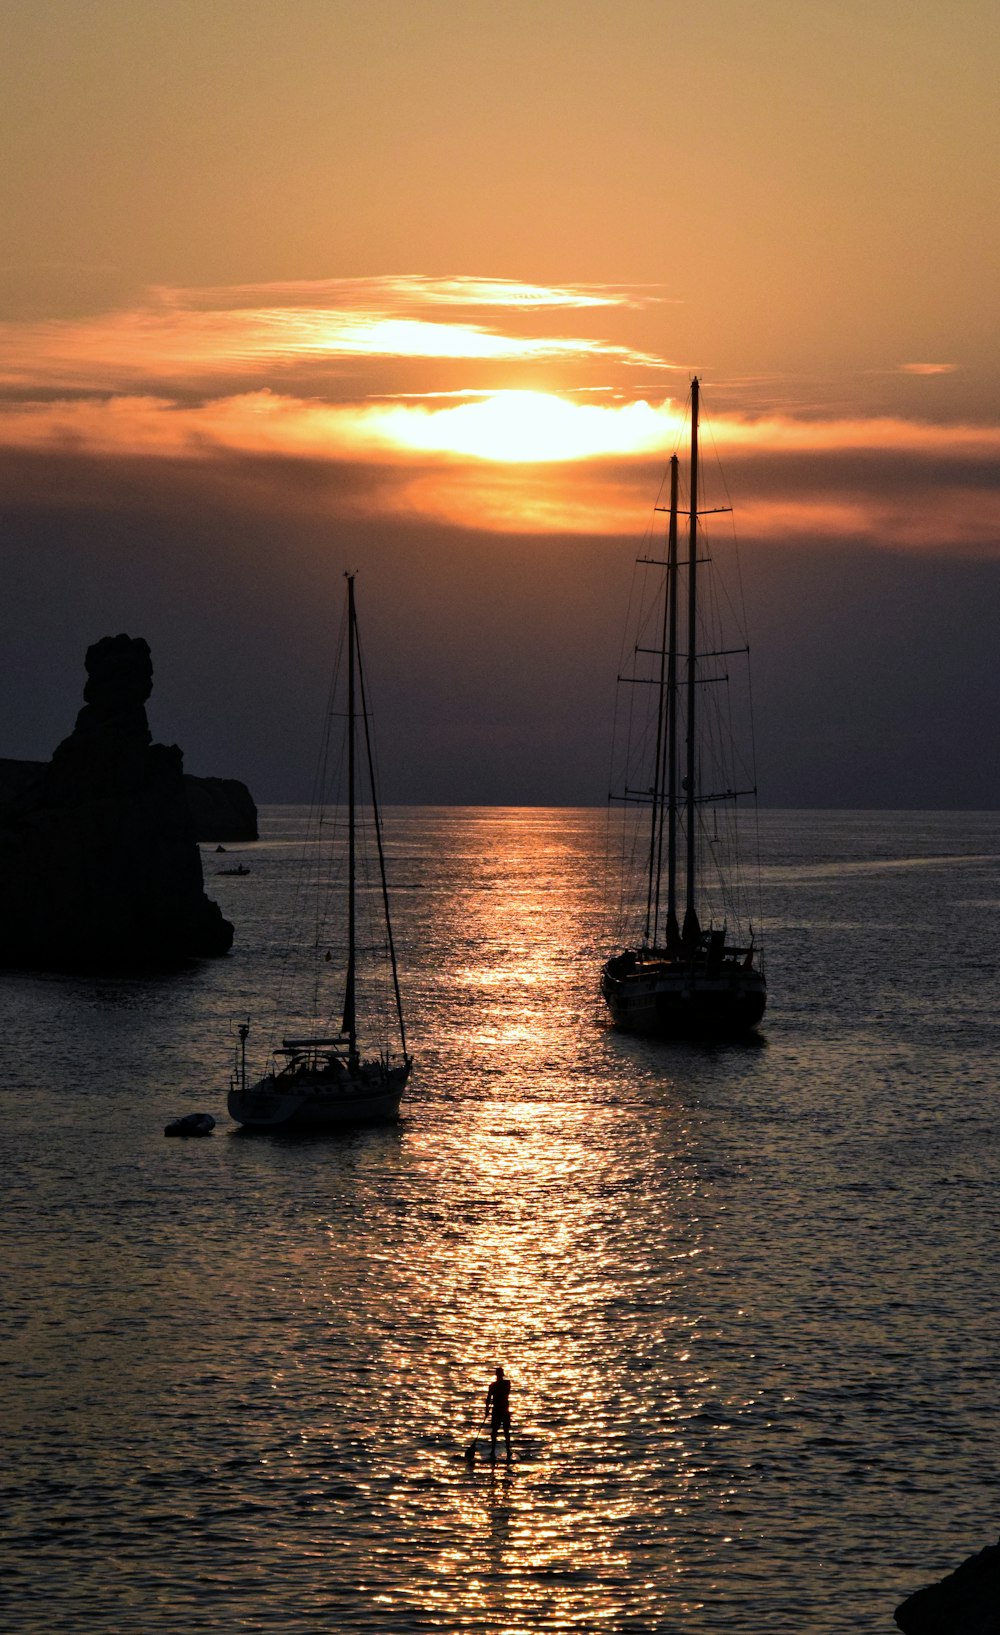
[1,394,998,553]
[0,275,669,397]
[167,274,651,312]
[899,362,959,375]
[709,411,1000,457]
[4,384,999,467]
[0,273,997,554]
[0,387,674,465]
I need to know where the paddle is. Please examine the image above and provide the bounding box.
[464,1409,489,1463]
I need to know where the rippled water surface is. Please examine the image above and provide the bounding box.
[4,808,1000,1632]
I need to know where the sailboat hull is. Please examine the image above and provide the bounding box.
[228,1062,411,1131]
[602,960,766,1038]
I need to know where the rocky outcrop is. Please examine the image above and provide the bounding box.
[0,762,257,842]
[895,1537,1000,1634]
[0,634,234,970]
[183,775,258,842]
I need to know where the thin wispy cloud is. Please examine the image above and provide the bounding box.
[710,411,999,456]
[0,276,670,394]
[899,362,959,375]
[166,274,651,312]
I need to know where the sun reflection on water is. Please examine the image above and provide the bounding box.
[280,809,732,1627]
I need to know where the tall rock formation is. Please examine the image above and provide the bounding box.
[0,634,233,969]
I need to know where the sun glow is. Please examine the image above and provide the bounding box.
[381,390,676,463]
[2,387,999,547]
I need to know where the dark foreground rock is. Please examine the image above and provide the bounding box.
[0,758,44,804]
[895,1536,1000,1634]
[0,634,234,970]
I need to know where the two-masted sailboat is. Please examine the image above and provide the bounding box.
[601,378,766,1037]
[228,575,412,1130]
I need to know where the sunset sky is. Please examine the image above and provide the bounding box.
[2,0,998,805]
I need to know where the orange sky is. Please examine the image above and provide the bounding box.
[1,1,998,801]
[0,270,997,551]
[2,4,998,548]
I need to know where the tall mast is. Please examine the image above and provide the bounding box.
[664,454,680,949]
[682,378,701,944]
[343,572,358,1065]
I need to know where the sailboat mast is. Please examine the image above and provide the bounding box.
[683,378,700,943]
[344,572,358,1065]
[664,455,680,948]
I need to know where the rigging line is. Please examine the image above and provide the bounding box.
[356,622,408,1060]
[701,502,755,930]
[602,683,624,937]
[704,635,748,924]
[267,603,349,1068]
[608,549,649,928]
[644,544,669,944]
[609,390,695,947]
[311,623,352,1026]
[306,643,350,1029]
[621,561,647,927]
[731,524,765,944]
[703,390,764,943]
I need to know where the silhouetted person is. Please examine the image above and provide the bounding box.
[485,1365,512,1461]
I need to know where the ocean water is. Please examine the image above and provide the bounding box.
[4,806,999,1633]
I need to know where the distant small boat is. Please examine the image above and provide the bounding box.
[601,378,766,1038]
[165,1112,216,1137]
[227,574,412,1131]
[216,863,251,876]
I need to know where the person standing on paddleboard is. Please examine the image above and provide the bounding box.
[485,1366,512,1461]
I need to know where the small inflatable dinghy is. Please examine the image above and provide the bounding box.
[164,1112,216,1137]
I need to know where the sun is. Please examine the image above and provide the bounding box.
[381,389,673,464]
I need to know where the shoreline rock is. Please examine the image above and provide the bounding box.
[0,634,236,971]
[183,775,258,842]
[0,763,258,842]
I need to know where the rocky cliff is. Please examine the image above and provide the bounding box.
[0,634,234,970]
[182,775,258,842]
[0,764,258,841]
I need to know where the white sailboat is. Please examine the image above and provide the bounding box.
[601,378,767,1037]
[228,574,412,1129]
